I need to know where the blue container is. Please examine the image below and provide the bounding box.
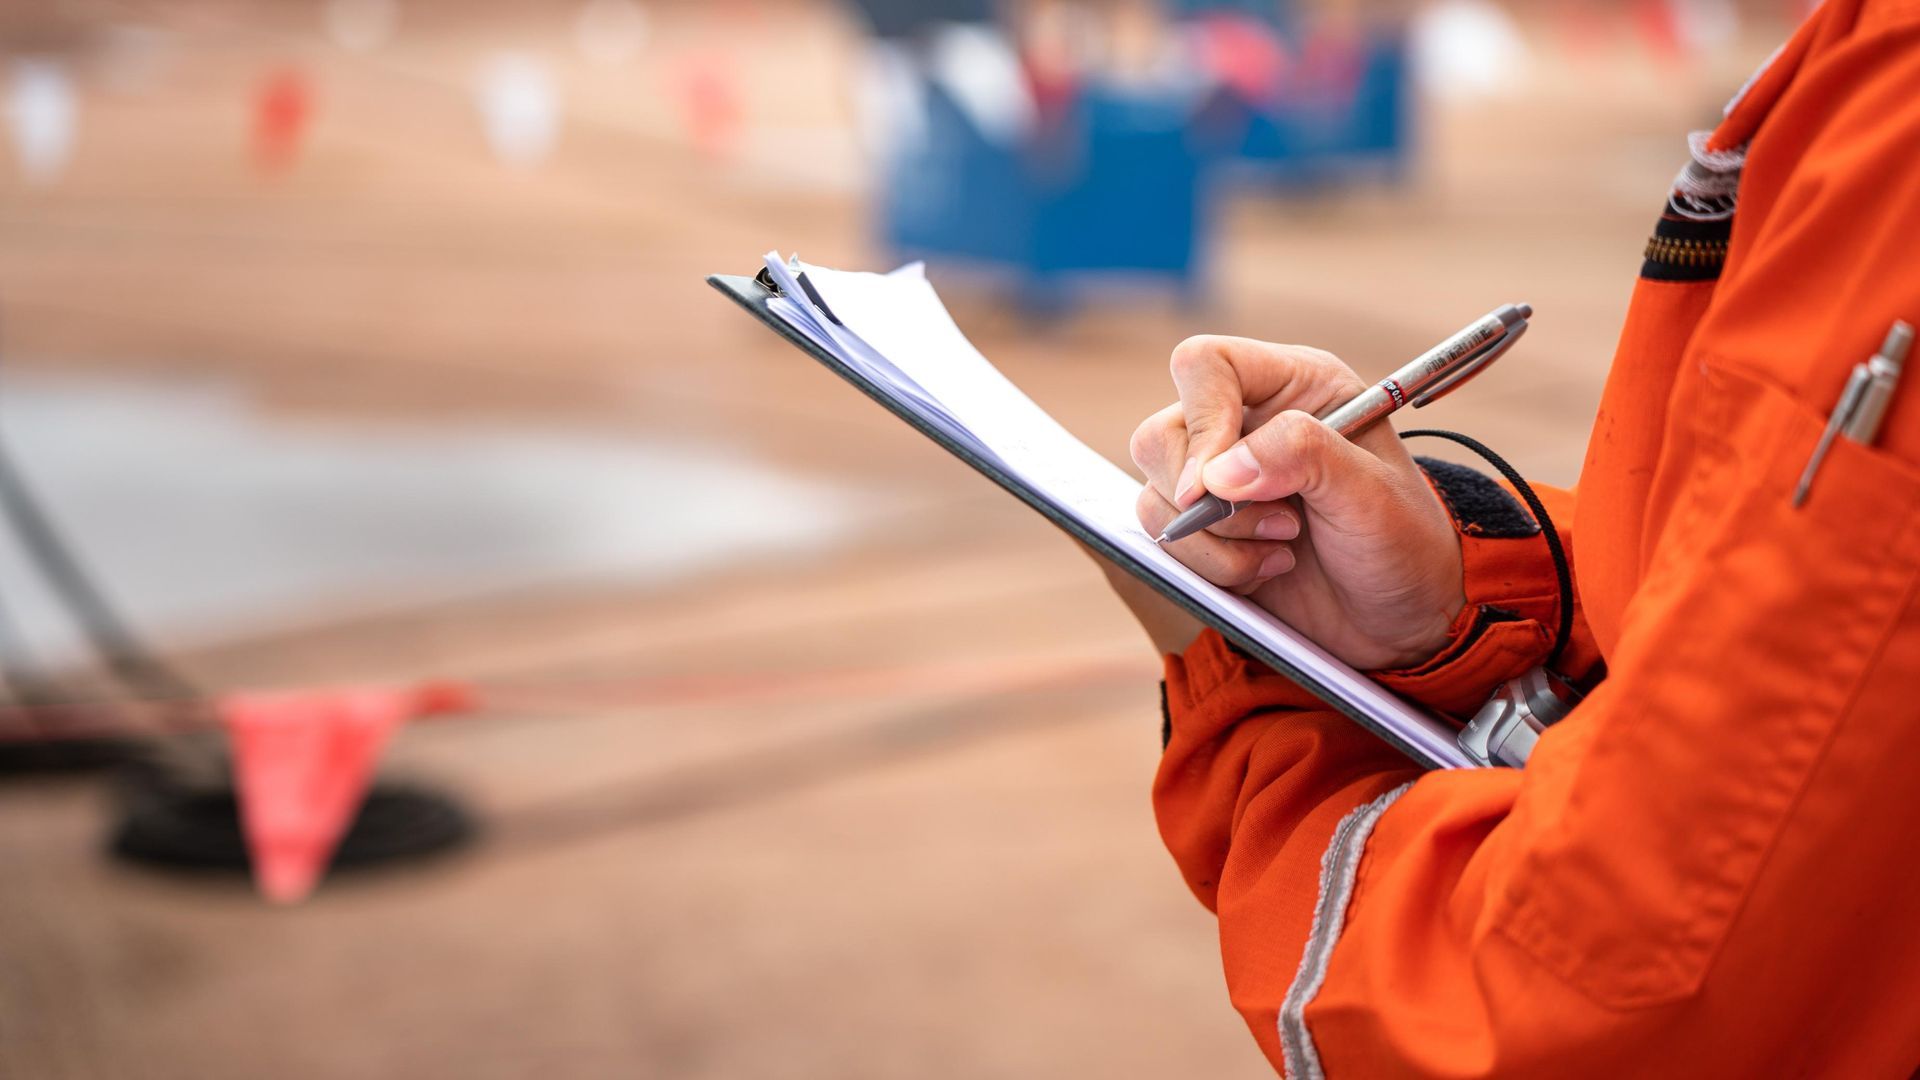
[1230,31,1411,186]
[879,78,1214,308]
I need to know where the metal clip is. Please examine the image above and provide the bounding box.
[1410,322,1527,409]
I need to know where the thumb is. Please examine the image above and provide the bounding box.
[1200,411,1387,513]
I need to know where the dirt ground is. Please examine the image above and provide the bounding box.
[0,2,1786,1077]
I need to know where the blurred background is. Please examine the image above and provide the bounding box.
[0,0,1796,1076]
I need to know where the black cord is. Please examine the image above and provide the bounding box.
[0,303,200,703]
[1400,429,1575,672]
[0,437,200,701]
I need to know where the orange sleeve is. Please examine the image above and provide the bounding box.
[1154,463,1582,1066]
[1161,11,1920,1077]
[1156,630,1419,1065]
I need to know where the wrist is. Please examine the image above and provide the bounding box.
[1372,483,1470,670]
[1091,547,1206,655]
[1370,457,1569,716]
[1376,587,1470,671]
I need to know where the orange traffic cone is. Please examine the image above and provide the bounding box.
[221,681,472,903]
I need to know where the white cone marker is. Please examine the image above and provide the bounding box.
[8,59,76,186]
[475,52,560,169]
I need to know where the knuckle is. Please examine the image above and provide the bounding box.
[1271,411,1322,456]
[1128,420,1162,469]
[1138,488,1179,532]
[1168,335,1221,378]
[1135,485,1162,521]
[1293,345,1340,368]
[1297,346,1366,395]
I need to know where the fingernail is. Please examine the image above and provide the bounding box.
[1254,511,1296,540]
[1174,457,1201,505]
[1206,444,1259,490]
[1257,548,1295,578]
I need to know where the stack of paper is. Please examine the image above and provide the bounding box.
[751,252,1473,769]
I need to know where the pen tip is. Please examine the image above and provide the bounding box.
[1516,303,1534,321]
[1154,533,1170,544]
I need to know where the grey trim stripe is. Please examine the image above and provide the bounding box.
[1278,782,1414,1080]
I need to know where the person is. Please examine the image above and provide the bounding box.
[1097,0,1920,1074]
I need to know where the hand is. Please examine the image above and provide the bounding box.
[1126,335,1466,671]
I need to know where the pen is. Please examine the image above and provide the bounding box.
[1792,366,1873,509]
[1157,303,1533,544]
[1793,320,1914,509]
[1841,321,1913,444]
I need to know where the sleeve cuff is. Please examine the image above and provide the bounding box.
[1372,604,1553,718]
[1162,628,1324,742]
[1370,459,1573,718]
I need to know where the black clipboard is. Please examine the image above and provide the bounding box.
[709,270,1451,769]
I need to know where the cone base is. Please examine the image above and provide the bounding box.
[0,737,146,775]
[108,772,475,880]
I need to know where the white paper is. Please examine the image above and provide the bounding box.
[763,254,1474,769]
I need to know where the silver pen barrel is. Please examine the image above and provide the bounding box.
[1315,383,1399,437]
[1317,306,1527,436]
[1154,492,1247,543]
[1842,321,1914,445]
[1793,364,1873,508]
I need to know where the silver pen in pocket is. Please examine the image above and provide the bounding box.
[1792,320,1913,508]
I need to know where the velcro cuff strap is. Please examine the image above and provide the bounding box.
[1416,456,1540,538]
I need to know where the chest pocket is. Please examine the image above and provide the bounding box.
[1489,354,1920,1008]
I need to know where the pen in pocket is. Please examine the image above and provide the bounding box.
[1792,320,1913,509]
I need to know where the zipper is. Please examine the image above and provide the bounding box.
[1643,233,1729,272]
[1640,210,1732,283]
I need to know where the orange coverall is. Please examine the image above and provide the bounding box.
[1157,2,1920,1074]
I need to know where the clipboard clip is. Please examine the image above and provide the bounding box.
[757,261,844,325]
[1409,320,1527,409]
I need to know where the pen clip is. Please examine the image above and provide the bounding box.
[1410,321,1526,409]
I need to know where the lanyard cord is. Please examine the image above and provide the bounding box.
[1399,429,1576,673]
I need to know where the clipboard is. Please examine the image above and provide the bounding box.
[709,268,1467,770]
